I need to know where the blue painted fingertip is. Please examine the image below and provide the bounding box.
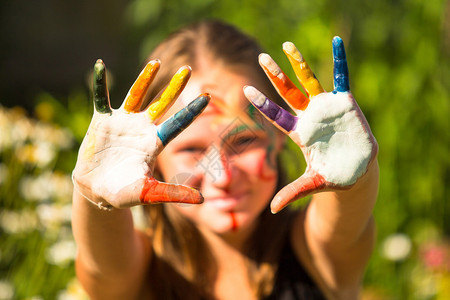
[332,36,350,93]
[157,94,210,146]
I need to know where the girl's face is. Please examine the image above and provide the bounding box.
[157,65,283,235]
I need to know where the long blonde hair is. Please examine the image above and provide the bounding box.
[143,20,297,299]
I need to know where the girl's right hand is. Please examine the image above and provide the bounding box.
[72,59,210,210]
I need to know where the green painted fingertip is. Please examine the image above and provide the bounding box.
[93,59,112,114]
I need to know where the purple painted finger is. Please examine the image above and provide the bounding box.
[244,86,297,133]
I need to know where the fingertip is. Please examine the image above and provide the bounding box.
[150,58,161,65]
[199,92,211,101]
[180,65,192,74]
[258,53,271,65]
[270,196,283,214]
[259,53,280,76]
[283,42,303,62]
[243,86,265,107]
[282,41,295,52]
[147,59,161,71]
[173,65,192,81]
[243,85,257,96]
[332,36,346,58]
[184,186,204,204]
[189,93,210,111]
[157,93,210,146]
[332,36,343,43]
[94,59,106,75]
[197,191,205,204]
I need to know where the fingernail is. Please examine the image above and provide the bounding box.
[243,86,266,107]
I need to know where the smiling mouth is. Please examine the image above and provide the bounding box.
[204,194,246,210]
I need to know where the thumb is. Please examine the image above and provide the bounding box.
[139,177,203,205]
[271,170,326,213]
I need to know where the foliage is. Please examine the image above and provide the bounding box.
[0,100,89,299]
[1,0,449,298]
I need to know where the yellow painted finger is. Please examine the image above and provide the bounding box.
[123,60,160,112]
[283,42,325,97]
[147,66,191,121]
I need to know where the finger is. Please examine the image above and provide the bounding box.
[93,59,112,114]
[271,171,326,213]
[259,53,310,111]
[122,60,160,112]
[282,42,325,97]
[332,36,350,92]
[140,177,203,204]
[157,93,211,146]
[146,66,191,122]
[243,86,297,135]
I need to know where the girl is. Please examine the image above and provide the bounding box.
[72,20,378,299]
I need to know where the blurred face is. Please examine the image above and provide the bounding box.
[157,64,283,235]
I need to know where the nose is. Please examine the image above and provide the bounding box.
[197,146,232,190]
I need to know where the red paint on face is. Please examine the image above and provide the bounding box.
[262,65,309,110]
[203,100,223,115]
[230,211,238,231]
[256,152,277,181]
[220,153,232,191]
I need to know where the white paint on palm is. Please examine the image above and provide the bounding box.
[77,111,158,204]
[290,92,373,186]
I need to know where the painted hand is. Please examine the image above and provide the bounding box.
[244,37,377,213]
[72,59,210,209]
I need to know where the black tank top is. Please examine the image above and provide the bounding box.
[263,238,327,300]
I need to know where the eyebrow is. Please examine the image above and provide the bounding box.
[220,123,264,146]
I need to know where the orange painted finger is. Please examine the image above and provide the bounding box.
[259,53,309,111]
[122,60,160,112]
[140,177,203,204]
[282,42,325,97]
[146,66,191,122]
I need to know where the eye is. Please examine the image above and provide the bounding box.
[225,133,262,154]
[179,146,206,154]
[233,136,256,146]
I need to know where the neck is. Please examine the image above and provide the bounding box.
[200,220,257,256]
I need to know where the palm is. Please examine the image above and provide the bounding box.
[244,37,377,213]
[72,59,210,209]
[75,111,159,208]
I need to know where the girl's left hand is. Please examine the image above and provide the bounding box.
[244,37,378,213]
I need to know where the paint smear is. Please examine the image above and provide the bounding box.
[93,59,112,114]
[147,66,191,121]
[294,92,373,186]
[123,60,160,112]
[257,152,277,181]
[140,176,202,204]
[260,54,309,110]
[282,42,325,97]
[230,211,238,231]
[157,94,210,146]
[243,86,297,133]
[82,131,96,160]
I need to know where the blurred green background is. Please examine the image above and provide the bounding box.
[1,0,449,299]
